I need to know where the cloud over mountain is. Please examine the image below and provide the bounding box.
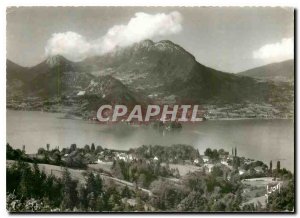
[253,37,293,64]
[45,11,183,61]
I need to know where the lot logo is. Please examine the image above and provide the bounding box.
[265,183,281,203]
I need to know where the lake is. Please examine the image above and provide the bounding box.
[6,110,294,171]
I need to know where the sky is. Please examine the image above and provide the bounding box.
[6,7,294,73]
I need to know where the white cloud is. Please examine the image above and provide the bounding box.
[253,37,294,63]
[45,32,92,61]
[45,11,183,61]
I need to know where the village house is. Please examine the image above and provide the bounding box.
[254,166,264,174]
[239,168,246,175]
[193,158,200,164]
[77,90,86,96]
[202,156,210,163]
[97,159,104,164]
[221,159,229,166]
[115,152,127,161]
[220,154,229,160]
[204,163,214,173]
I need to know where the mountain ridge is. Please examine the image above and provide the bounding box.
[238,59,294,82]
[6,39,294,118]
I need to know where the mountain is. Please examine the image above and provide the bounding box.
[7,55,139,109]
[238,60,294,82]
[7,40,294,111]
[82,40,197,97]
[85,75,139,105]
[7,60,28,82]
[6,60,31,97]
[27,56,93,97]
[79,40,292,104]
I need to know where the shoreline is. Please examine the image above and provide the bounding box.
[6,108,294,122]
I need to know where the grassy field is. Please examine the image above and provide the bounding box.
[7,160,153,196]
[241,177,282,208]
[88,162,113,173]
[7,160,87,183]
[161,163,201,176]
[242,177,277,187]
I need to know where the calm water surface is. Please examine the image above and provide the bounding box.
[7,110,294,171]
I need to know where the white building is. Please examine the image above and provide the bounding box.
[239,169,246,175]
[97,159,103,164]
[204,163,214,173]
[221,160,229,166]
[202,156,209,163]
[77,91,86,96]
[254,166,264,174]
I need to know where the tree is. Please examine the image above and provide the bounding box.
[87,192,96,210]
[94,174,103,196]
[269,161,273,174]
[46,144,50,152]
[204,148,219,161]
[135,195,144,211]
[66,151,86,168]
[212,200,226,211]
[86,172,103,198]
[276,161,281,172]
[121,186,132,198]
[96,146,103,153]
[38,148,46,155]
[137,173,147,188]
[19,164,33,198]
[112,160,124,180]
[70,144,77,152]
[211,166,223,177]
[78,185,88,210]
[84,145,90,153]
[212,149,219,161]
[267,179,294,211]
[95,195,104,211]
[107,195,116,211]
[52,150,62,165]
[242,203,256,211]
[204,148,212,157]
[86,172,96,194]
[234,147,237,157]
[91,143,96,152]
[60,169,79,210]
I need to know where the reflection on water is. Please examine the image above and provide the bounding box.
[6,110,294,171]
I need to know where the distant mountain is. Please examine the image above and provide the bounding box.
[7,40,294,109]
[7,55,139,108]
[81,40,197,98]
[7,60,28,82]
[79,40,292,104]
[85,75,139,105]
[238,60,294,82]
[6,60,31,97]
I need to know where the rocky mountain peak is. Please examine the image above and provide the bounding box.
[46,55,71,68]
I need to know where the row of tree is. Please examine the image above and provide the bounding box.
[6,160,142,212]
[111,159,177,188]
